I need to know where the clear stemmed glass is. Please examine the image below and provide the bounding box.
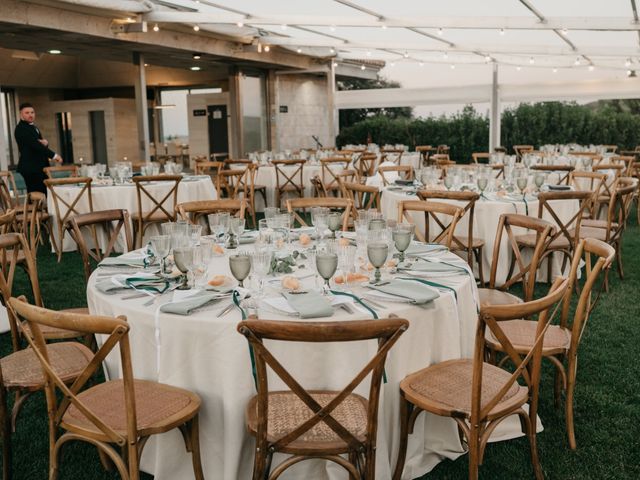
[173,247,194,290]
[516,176,528,196]
[327,212,342,239]
[316,247,338,295]
[251,250,273,299]
[150,235,170,275]
[367,230,389,284]
[229,253,252,288]
[392,223,415,263]
[311,207,329,242]
[188,224,202,246]
[195,238,213,287]
[534,173,545,192]
[228,217,246,249]
[444,176,454,190]
[337,244,356,289]
[477,176,489,194]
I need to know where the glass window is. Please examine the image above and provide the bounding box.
[240,74,267,155]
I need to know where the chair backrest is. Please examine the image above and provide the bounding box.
[378,165,413,186]
[44,165,79,179]
[416,190,480,253]
[530,164,575,185]
[0,171,23,208]
[132,175,181,223]
[8,298,142,448]
[272,160,305,196]
[471,152,490,164]
[286,197,354,230]
[353,153,377,178]
[599,177,638,241]
[416,145,433,163]
[176,199,246,230]
[397,200,463,247]
[536,190,592,251]
[335,169,358,189]
[513,145,534,159]
[67,209,133,283]
[310,175,328,198]
[0,210,16,235]
[488,213,555,300]
[473,277,568,429]
[320,158,351,192]
[430,154,452,167]
[237,316,408,454]
[593,163,625,179]
[0,233,42,350]
[45,177,94,232]
[341,182,381,211]
[436,145,450,155]
[568,171,607,218]
[194,160,223,176]
[380,149,403,164]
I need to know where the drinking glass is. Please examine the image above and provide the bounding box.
[316,248,338,295]
[516,176,528,195]
[188,224,202,246]
[368,218,386,230]
[195,238,213,287]
[251,250,273,298]
[173,247,194,290]
[229,253,252,288]
[327,212,342,239]
[337,245,356,288]
[228,217,246,249]
[392,223,414,263]
[150,235,170,275]
[312,208,329,242]
[477,176,489,193]
[264,207,280,221]
[207,213,229,246]
[534,173,545,191]
[444,176,453,190]
[367,230,389,284]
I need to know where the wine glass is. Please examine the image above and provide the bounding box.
[195,238,213,287]
[534,173,545,192]
[316,247,338,295]
[444,176,453,190]
[229,253,252,288]
[516,176,528,196]
[188,224,202,246]
[228,217,246,249]
[173,247,194,290]
[327,212,342,239]
[392,223,414,263]
[312,208,329,242]
[150,235,170,275]
[367,230,389,284]
[368,218,386,230]
[251,250,273,298]
[477,176,488,194]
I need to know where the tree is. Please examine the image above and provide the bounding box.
[337,76,413,129]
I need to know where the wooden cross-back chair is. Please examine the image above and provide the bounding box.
[416,145,433,165]
[176,199,246,233]
[0,171,23,210]
[341,182,381,212]
[43,165,79,179]
[603,144,618,153]
[131,175,181,248]
[609,155,635,176]
[397,200,463,248]
[194,160,223,189]
[378,165,414,186]
[513,145,534,160]
[480,214,555,307]
[66,209,133,283]
[0,295,92,480]
[238,316,408,480]
[530,164,575,185]
[272,160,305,209]
[436,144,450,155]
[393,277,569,480]
[335,169,358,188]
[485,238,614,450]
[353,153,377,179]
[45,177,94,262]
[380,148,404,164]
[310,175,328,198]
[568,171,607,219]
[579,177,638,291]
[429,153,453,166]
[517,190,592,283]
[16,192,52,254]
[471,152,490,164]
[8,298,204,480]
[417,190,485,284]
[320,157,351,196]
[286,197,354,231]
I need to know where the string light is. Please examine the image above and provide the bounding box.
[193,25,200,31]
[366,50,372,56]
[381,23,387,30]
[442,52,448,59]
[153,24,159,32]
[403,52,409,58]
[499,28,505,36]
[625,58,631,67]
[438,28,444,36]
[553,68,558,73]
[529,57,535,64]
[574,57,581,66]
[561,28,569,35]
[330,47,336,54]
[296,48,302,53]
[236,21,244,27]
[360,64,366,70]
[332,61,338,67]
[589,64,595,71]
[516,66,522,71]
[419,62,424,67]
[330,25,336,31]
[281,24,287,30]
[484,55,491,63]
[190,66,201,71]
[389,62,395,67]
[450,64,455,69]
[264,45,270,52]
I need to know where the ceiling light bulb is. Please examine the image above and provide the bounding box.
[450,64,455,69]
[442,52,448,59]
[330,47,336,54]
[485,55,491,62]
[264,45,270,52]
[236,21,244,27]
[438,28,443,36]
[190,66,201,71]
[574,57,581,65]
[360,64,366,70]
[625,58,631,67]
[296,48,302,53]
[381,23,387,30]
[153,24,159,32]
[330,25,336,32]
[499,28,505,36]
[48,49,62,55]
[333,62,338,67]
[192,53,201,59]
[419,62,424,67]
[403,52,409,59]
[389,62,395,67]
[562,28,568,35]
[529,57,535,64]
[144,63,149,67]
[627,69,632,76]
[516,66,522,71]
[366,50,372,56]
[589,65,595,71]
[193,25,200,31]
[553,68,558,73]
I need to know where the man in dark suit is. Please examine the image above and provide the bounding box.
[14,102,62,194]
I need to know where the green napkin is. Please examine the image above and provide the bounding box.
[160,292,222,315]
[367,279,440,305]
[94,279,127,294]
[99,256,147,268]
[405,243,448,256]
[282,291,334,318]
[125,276,169,293]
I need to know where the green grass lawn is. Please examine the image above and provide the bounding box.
[1,212,639,479]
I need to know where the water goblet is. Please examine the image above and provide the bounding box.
[327,212,342,239]
[337,245,356,288]
[316,249,338,295]
[534,173,545,192]
[477,176,488,194]
[444,176,454,190]
[368,218,386,230]
[516,176,528,196]
[227,217,246,249]
[251,250,273,299]
[188,224,202,246]
[150,235,170,275]
[173,247,194,290]
[367,241,389,284]
[229,253,252,288]
[392,223,414,263]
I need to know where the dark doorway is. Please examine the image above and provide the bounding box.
[207,104,229,159]
[89,110,108,165]
[55,112,74,163]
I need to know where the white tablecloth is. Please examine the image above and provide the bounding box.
[380,189,579,284]
[86,243,542,480]
[47,176,217,252]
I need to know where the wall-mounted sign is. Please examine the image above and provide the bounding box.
[279,105,288,113]
[212,110,223,119]
[193,109,207,117]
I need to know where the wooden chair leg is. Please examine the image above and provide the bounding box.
[188,416,204,480]
[615,243,624,280]
[518,410,543,480]
[467,425,480,480]
[475,246,484,287]
[252,439,268,480]
[566,359,578,450]
[392,395,412,480]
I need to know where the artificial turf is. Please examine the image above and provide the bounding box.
[1,212,639,479]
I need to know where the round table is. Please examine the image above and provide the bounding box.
[87,243,527,480]
[47,175,217,252]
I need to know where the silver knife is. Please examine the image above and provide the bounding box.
[216,302,234,317]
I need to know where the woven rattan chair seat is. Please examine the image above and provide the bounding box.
[478,288,522,306]
[400,359,528,420]
[581,219,617,230]
[20,307,89,340]
[246,390,369,452]
[516,233,570,249]
[1,342,92,390]
[578,226,608,241]
[485,320,571,355]
[63,379,201,438]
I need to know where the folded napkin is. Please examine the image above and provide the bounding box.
[94,279,127,294]
[99,256,147,268]
[399,259,467,274]
[367,279,439,305]
[160,291,222,315]
[94,273,168,294]
[282,291,334,318]
[405,243,448,256]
